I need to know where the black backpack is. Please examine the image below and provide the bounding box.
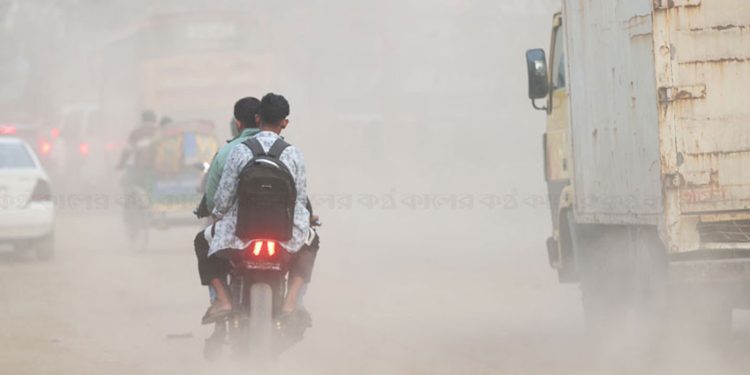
[235,138,297,241]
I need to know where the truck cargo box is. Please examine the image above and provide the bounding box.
[564,0,750,251]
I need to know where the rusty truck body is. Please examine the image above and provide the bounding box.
[526,0,750,327]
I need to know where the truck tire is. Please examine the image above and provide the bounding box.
[578,224,671,343]
[556,211,579,283]
[631,227,669,343]
[577,225,632,334]
[248,283,274,362]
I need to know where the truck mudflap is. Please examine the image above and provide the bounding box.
[669,258,750,284]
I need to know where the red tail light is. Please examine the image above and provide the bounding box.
[252,241,263,256]
[0,125,16,135]
[39,139,52,155]
[30,179,52,203]
[248,240,278,258]
[78,142,90,155]
[50,127,60,139]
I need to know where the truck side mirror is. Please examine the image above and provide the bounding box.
[526,48,549,110]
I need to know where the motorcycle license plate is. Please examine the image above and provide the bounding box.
[242,261,284,271]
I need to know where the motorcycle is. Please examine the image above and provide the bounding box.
[204,225,318,362]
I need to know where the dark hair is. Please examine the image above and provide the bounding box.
[141,110,156,123]
[233,97,261,128]
[259,93,290,125]
[159,116,173,127]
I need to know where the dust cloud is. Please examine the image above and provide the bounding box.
[1,1,749,374]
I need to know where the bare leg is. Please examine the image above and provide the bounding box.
[282,276,305,313]
[201,278,232,324]
[209,278,232,310]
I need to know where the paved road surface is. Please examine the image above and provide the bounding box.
[1,209,750,374]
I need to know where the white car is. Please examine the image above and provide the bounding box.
[0,137,55,260]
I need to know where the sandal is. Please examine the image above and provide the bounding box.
[201,304,232,325]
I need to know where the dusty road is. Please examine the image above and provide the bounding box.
[2,208,750,374]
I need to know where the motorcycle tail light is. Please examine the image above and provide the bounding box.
[252,241,263,256]
[240,240,285,271]
[247,240,279,258]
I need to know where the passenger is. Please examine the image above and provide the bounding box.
[202,93,319,323]
[194,97,261,309]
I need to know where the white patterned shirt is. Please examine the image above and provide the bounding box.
[208,131,310,256]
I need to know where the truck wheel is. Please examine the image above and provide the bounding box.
[35,233,55,261]
[577,225,632,335]
[631,227,669,344]
[556,211,579,283]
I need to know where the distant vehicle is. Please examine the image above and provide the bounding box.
[526,1,750,332]
[122,120,218,251]
[136,11,274,122]
[0,123,55,166]
[0,137,55,260]
[49,105,125,192]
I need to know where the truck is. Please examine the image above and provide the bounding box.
[137,12,275,125]
[526,0,750,330]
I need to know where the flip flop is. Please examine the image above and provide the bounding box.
[201,305,232,325]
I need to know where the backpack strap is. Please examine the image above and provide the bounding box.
[242,138,265,157]
[267,138,291,159]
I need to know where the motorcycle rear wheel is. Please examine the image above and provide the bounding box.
[248,283,274,362]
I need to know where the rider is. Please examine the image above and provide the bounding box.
[117,110,158,170]
[159,116,173,129]
[202,93,319,323]
[194,97,261,308]
[116,110,160,223]
[116,110,159,189]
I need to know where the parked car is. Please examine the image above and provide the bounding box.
[0,137,55,260]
